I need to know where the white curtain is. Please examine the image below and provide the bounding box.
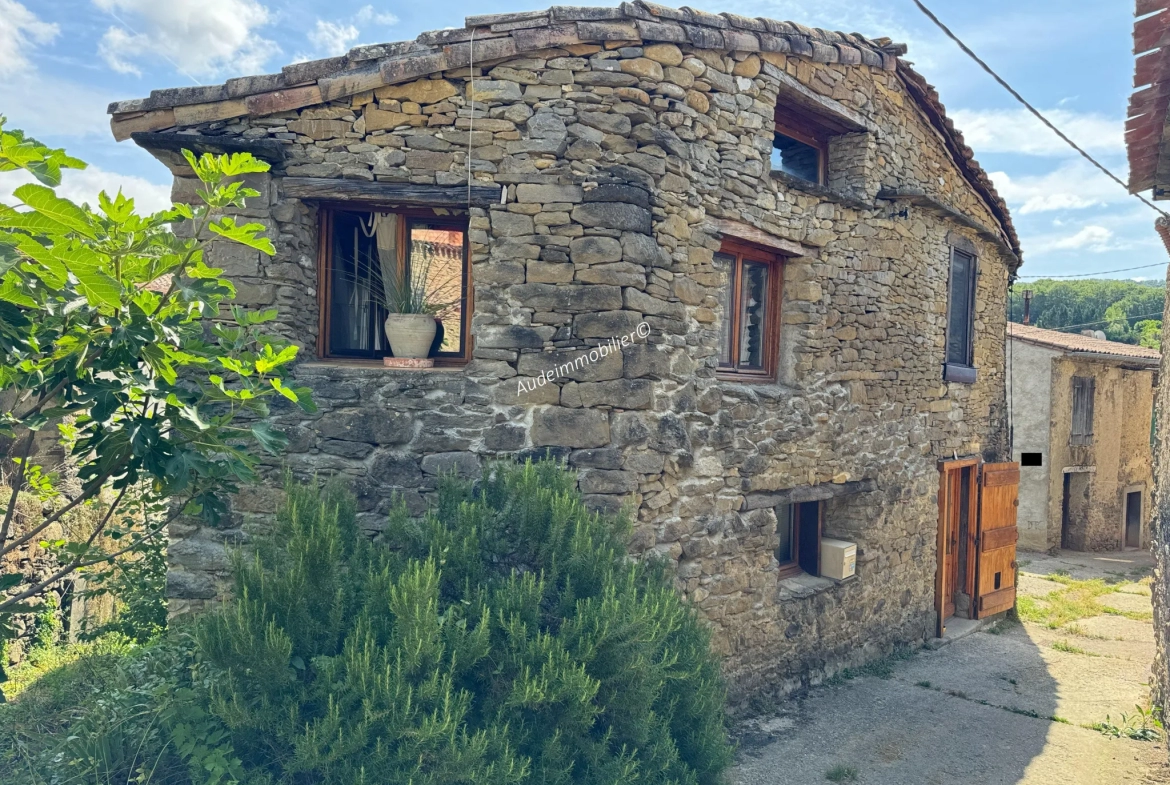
[360,212,399,309]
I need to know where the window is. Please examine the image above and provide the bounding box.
[777,500,822,578]
[772,116,827,185]
[318,207,469,363]
[944,247,977,383]
[1071,376,1095,445]
[717,241,783,379]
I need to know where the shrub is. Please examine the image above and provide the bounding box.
[195,460,732,784]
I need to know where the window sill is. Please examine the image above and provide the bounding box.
[769,170,871,210]
[943,363,977,384]
[778,572,856,601]
[298,359,468,374]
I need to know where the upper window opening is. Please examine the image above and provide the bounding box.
[1071,376,1095,445]
[772,114,829,185]
[320,207,469,363]
[943,247,977,383]
[716,240,784,380]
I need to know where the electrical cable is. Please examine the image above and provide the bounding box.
[1014,311,1165,333]
[1017,263,1168,279]
[912,0,1170,220]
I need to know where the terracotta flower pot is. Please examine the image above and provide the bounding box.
[384,313,438,359]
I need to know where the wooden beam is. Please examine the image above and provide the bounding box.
[770,66,877,134]
[877,188,1020,266]
[705,217,805,257]
[131,132,287,164]
[281,177,502,207]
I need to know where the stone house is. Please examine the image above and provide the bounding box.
[106,2,1023,704]
[1008,324,1159,553]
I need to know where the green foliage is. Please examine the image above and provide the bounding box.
[82,531,168,643]
[194,460,732,784]
[1092,705,1164,742]
[1013,279,1164,346]
[29,594,61,654]
[0,119,314,647]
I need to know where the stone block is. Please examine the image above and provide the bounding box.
[517,346,623,381]
[316,410,412,445]
[491,211,536,236]
[576,379,653,409]
[485,424,526,452]
[369,452,423,487]
[512,283,622,312]
[531,407,610,448]
[374,78,458,104]
[527,261,575,283]
[516,183,583,203]
[570,235,622,265]
[623,344,671,379]
[205,242,261,276]
[467,80,524,102]
[287,119,350,139]
[569,447,623,469]
[477,325,549,349]
[420,451,481,478]
[364,109,427,130]
[644,43,684,66]
[578,111,634,136]
[571,202,652,234]
[624,287,685,320]
[574,310,644,339]
[619,58,664,81]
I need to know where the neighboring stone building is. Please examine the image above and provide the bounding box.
[107,2,1023,705]
[1008,323,1159,553]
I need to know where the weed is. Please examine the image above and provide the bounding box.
[1092,706,1164,742]
[826,764,858,782]
[1052,639,1099,657]
[1052,716,1071,724]
[1007,706,1042,719]
[1017,576,1130,628]
[916,680,932,689]
[1062,623,1107,640]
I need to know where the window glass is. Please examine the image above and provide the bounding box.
[738,262,769,369]
[716,252,736,366]
[796,500,821,576]
[328,210,387,357]
[946,249,975,366]
[777,504,795,565]
[772,131,821,183]
[408,221,465,354]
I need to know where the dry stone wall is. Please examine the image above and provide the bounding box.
[160,35,1013,705]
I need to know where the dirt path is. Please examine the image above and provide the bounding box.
[732,549,1168,785]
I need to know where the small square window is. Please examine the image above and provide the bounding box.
[777,500,823,578]
[320,207,470,363]
[717,242,783,380]
[772,116,828,185]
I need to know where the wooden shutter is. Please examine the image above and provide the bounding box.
[975,462,1020,618]
[1071,377,1094,445]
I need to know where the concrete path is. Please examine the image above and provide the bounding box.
[732,549,1168,785]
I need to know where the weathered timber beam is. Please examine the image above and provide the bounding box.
[131,132,288,164]
[742,479,878,511]
[280,177,502,207]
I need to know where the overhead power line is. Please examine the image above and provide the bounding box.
[1017,263,1168,279]
[912,0,1170,220]
[1014,311,1165,333]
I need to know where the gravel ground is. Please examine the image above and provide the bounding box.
[731,549,1168,785]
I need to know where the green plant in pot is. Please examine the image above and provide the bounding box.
[364,212,461,360]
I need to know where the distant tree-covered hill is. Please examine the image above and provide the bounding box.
[1010,279,1164,349]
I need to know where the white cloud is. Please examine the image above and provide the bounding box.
[1052,226,1114,251]
[0,0,59,74]
[990,161,1127,215]
[0,165,172,215]
[949,107,1123,157]
[308,20,361,57]
[93,0,279,79]
[354,5,399,26]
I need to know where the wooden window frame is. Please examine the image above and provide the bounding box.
[1071,376,1095,445]
[316,203,473,366]
[773,114,830,186]
[777,500,823,579]
[943,246,978,384]
[716,238,784,381]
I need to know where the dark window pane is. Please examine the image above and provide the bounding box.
[716,252,736,365]
[407,221,466,355]
[946,250,974,366]
[772,131,821,183]
[738,261,769,369]
[777,505,794,565]
[797,501,820,576]
[329,210,387,357]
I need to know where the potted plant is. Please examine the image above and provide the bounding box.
[379,245,460,361]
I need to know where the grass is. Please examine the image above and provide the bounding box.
[1016,574,1147,629]
[825,764,858,782]
[1052,639,1099,657]
[825,647,916,685]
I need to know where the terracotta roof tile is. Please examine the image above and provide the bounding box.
[1008,322,1161,361]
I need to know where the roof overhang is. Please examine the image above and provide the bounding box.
[1127,0,1170,195]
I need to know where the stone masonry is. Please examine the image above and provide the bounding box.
[108,2,1022,708]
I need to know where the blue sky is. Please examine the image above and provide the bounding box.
[2,0,1159,281]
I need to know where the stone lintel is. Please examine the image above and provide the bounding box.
[741,478,877,511]
[770,66,877,134]
[281,177,503,207]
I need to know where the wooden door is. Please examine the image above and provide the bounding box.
[974,462,1020,618]
[937,459,978,636]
